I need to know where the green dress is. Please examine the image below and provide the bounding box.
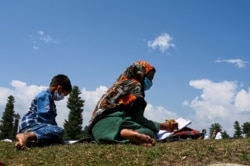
[92,106,160,144]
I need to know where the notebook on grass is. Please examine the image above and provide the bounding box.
[157,117,192,140]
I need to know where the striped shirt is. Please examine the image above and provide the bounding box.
[19,89,57,132]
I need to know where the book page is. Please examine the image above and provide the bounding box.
[157,117,192,140]
[175,117,192,130]
[157,130,173,140]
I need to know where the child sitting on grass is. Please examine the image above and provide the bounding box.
[15,74,72,150]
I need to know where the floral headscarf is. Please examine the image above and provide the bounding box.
[88,60,156,131]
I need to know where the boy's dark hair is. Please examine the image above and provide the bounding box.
[50,74,72,92]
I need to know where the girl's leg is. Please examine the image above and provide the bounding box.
[120,129,155,147]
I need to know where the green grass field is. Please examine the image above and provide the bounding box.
[0,139,250,166]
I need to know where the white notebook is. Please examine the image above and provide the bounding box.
[157,117,192,140]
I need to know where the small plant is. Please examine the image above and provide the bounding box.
[240,151,250,161]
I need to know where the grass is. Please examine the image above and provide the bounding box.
[0,139,250,166]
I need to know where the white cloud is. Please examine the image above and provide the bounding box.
[33,45,39,50]
[216,58,248,68]
[29,30,58,50]
[38,30,45,35]
[184,79,250,136]
[39,35,54,44]
[1,79,250,137]
[235,88,250,112]
[144,104,177,122]
[0,81,106,129]
[80,86,108,126]
[38,30,57,44]
[0,81,47,116]
[147,33,175,53]
[0,81,177,130]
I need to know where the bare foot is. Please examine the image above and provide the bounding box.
[15,132,36,150]
[120,129,155,147]
[15,133,30,150]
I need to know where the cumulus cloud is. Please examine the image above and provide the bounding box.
[147,33,175,53]
[0,80,47,111]
[184,79,250,135]
[1,79,250,137]
[0,81,177,129]
[235,88,250,112]
[80,86,108,125]
[215,58,248,68]
[144,104,177,122]
[0,81,105,128]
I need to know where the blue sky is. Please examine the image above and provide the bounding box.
[1,0,250,136]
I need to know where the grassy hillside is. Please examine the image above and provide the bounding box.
[0,139,249,166]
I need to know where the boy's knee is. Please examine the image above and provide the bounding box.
[56,127,64,136]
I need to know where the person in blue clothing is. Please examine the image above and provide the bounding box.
[15,74,72,150]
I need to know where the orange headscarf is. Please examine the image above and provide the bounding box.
[88,60,156,131]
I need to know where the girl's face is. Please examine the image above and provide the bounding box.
[146,70,155,81]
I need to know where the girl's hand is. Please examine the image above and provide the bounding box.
[160,119,178,132]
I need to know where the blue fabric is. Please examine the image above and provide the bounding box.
[19,89,63,144]
[19,89,57,131]
[20,124,64,145]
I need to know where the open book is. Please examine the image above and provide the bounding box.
[157,117,192,140]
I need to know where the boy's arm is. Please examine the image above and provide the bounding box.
[36,93,57,125]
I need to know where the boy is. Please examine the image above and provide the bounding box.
[15,74,72,150]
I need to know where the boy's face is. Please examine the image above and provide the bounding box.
[57,85,70,96]
[63,91,70,96]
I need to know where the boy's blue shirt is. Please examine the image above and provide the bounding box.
[19,89,57,132]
